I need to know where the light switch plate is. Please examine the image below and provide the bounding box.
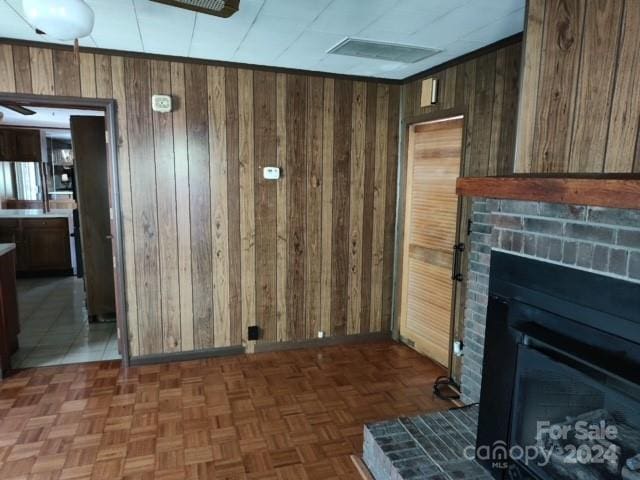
[152,94,172,113]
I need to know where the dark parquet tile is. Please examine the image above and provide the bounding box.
[0,341,450,479]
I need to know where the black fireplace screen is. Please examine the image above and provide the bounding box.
[510,345,640,479]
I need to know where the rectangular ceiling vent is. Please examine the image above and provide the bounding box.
[328,38,441,64]
[150,0,239,18]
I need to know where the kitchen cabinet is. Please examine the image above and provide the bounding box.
[0,128,42,163]
[0,217,72,276]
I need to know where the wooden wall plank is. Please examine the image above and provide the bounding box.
[488,48,506,177]
[382,86,400,332]
[52,50,80,97]
[111,56,139,357]
[124,57,162,356]
[0,45,16,92]
[225,68,242,346]
[370,85,389,333]
[605,1,640,173]
[360,83,377,334]
[468,51,496,176]
[171,62,194,351]
[253,70,277,342]
[285,74,307,341]
[347,82,366,335]
[275,73,288,342]
[12,46,32,94]
[331,79,352,337]
[151,60,180,353]
[305,77,324,339]
[442,66,457,110]
[238,69,256,347]
[29,47,54,95]
[460,59,477,176]
[514,0,545,173]
[208,66,231,348]
[95,54,113,98]
[532,0,585,172]
[496,44,521,175]
[569,0,623,173]
[79,53,97,98]
[320,78,334,337]
[185,63,214,350]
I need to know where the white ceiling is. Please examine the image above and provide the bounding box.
[0,106,103,130]
[0,0,525,80]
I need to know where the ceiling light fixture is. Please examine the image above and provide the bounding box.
[22,0,95,42]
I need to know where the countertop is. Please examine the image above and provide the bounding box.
[0,209,73,219]
[0,244,16,256]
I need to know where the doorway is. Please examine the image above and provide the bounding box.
[399,116,465,371]
[0,95,128,369]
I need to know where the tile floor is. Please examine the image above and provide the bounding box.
[11,276,120,368]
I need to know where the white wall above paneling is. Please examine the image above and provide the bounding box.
[0,0,525,79]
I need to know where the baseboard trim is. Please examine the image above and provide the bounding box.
[128,332,393,365]
[253,332,392,353]
[129,345,244,366]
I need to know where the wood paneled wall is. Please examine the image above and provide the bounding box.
[0,43,400,357]
[402,40,522,176]
[515,0,640,174]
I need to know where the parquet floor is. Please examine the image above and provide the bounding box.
[0,341,450,480]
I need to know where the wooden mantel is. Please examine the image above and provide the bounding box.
[456,176,640,210]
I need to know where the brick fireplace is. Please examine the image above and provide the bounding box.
[363,195,640,480]
[461,198,640,404]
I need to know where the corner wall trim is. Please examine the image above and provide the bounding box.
[253,332,392,353]
[129,345,244,366]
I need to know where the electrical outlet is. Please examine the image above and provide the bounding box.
[248,326,260,341]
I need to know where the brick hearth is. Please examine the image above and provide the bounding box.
[363,405,490,480]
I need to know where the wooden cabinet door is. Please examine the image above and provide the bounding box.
[399,117,464,368]
[22,219,71,272]
[14,130,42,162]
[0,130,16,162]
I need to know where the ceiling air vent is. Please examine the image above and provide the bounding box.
[150,0,239,18]
[328,38,441,64]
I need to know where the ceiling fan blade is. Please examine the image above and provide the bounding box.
[150,0,239,18]
[0,103,37,116]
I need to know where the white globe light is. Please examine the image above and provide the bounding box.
[23,0,95,41]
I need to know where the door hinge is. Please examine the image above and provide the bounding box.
[467,218,473,236]
[109,207,114,221]
[105,131,109,144]
[452,243,465,282]
[113,255,116,269]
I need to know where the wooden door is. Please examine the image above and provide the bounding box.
[400,117,464,368]
[70,116,116,320]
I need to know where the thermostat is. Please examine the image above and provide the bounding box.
[152,94,172,113]
[263,167,280,180]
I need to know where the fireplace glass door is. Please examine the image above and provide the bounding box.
[510,345,640,479]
